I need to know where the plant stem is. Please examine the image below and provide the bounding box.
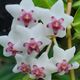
[67,27,76,80]
[66,0,76,80]
[67,26,76,80]
[66,0,72,14]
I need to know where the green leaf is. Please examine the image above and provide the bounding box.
[72,1,80,9]
[74,7,80,23]
[0,45,3,57]
[58,75,70,80]
[48,43,53,58]
[0,64,13,78]
[0,62,24,80]
[11,73,24,80]
[0,73,15,80]
[33,0,56,8]
[50,0,57,5]
[52,74,70,80]
[70,51,80,64]
[73,32,80,40]
[73,24,80,40]
[73,7,80,39]
[22,75,34,80]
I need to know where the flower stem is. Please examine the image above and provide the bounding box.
[66,0,76,80]
[46,35,58,52]
[50,35,58,45]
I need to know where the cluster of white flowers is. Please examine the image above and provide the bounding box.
[0,0,79,80]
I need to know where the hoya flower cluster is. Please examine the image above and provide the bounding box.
[0,0,79,80]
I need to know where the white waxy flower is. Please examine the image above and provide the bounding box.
[9,23,47,42]
[13,52,57,80]
[12,24,51,56]
[0,36,23,57]
[5,0,42,28]
[0,24,30,57]
[15,37,50,55]
[30,52,57,80]
[50,45,79,75]
[37,0,73,37]
[0,23,51,57]
[13,53,35,73]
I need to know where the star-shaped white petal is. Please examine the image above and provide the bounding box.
[5,0,41,28]
[39,0,73,38]
[31,52,57,80]
[12,24,51,56]
[13,52,57,80]
[13,53,36,73]
[9,23,47,43]
[0,36,22,57]
[0,23,51,57]
[50,45,79,75]
[20,0,34,10]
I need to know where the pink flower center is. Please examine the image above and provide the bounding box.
[32,65,45,79]
[47,16,65,35]
[5,42,21,56]
[56,60,71,73]
[23,38,42,55]
[17,63,31,73]
[52,20,61,30]
[17,9,36,27]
